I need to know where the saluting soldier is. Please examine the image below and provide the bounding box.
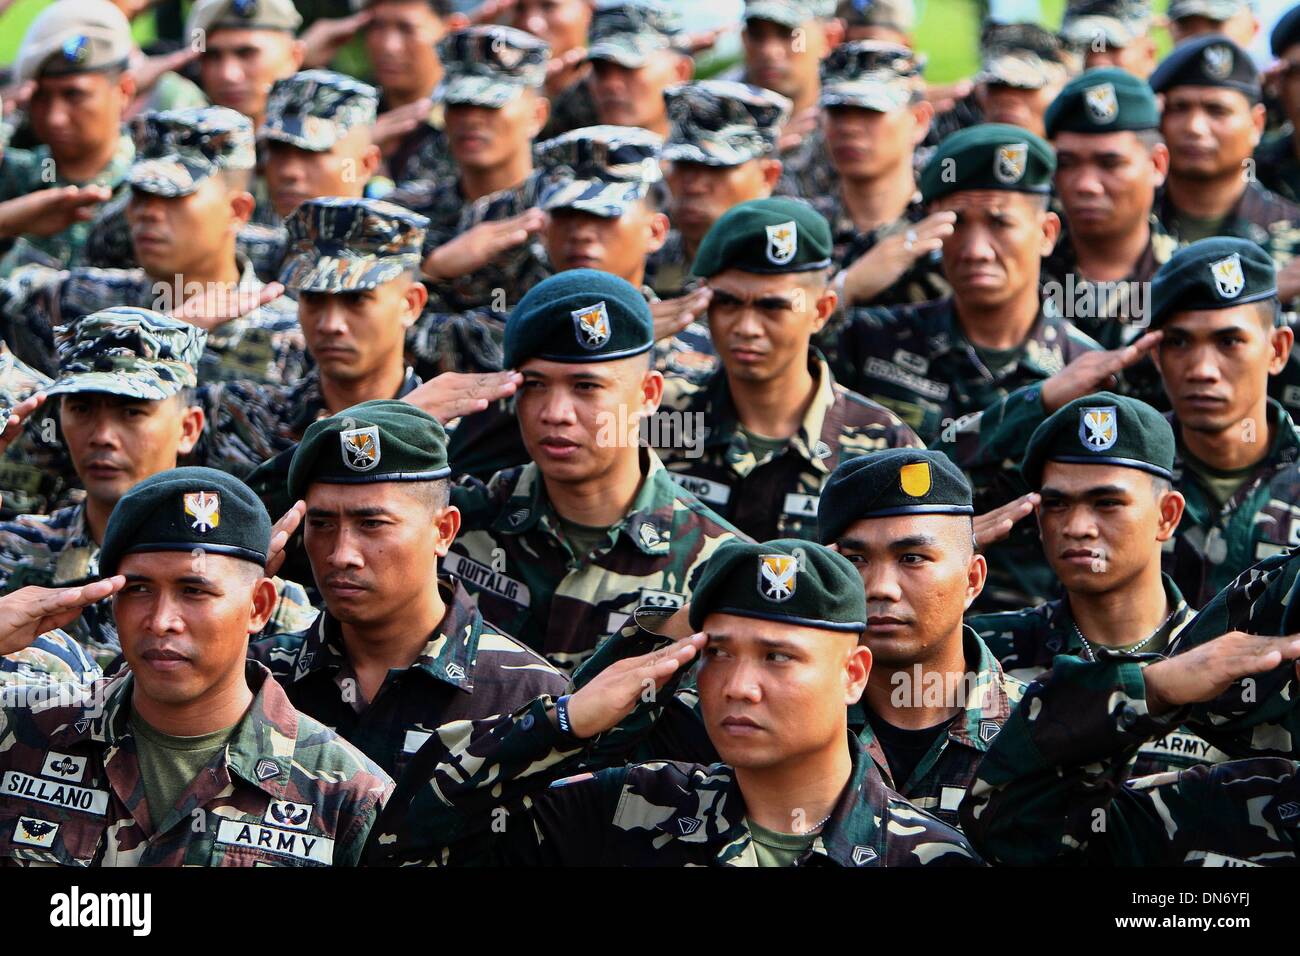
[1058,0,1159,78]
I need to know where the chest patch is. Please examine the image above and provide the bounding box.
[215,819,333,864]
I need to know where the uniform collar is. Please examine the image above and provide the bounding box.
[289,577,479,693]
[493,448,678,557]
[934,301,1076,380]
[287,366,422,435]
[1172,399,1300,474]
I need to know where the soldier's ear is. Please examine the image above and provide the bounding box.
[1149,141,1169,187]
[176,403,205,456]
[1155,489,1186,541]
[530,93,551,138]
[759,158,782,193]
[963,552,987,611]
[361,144,382,178]
[229,190,255,226]
[645,211,670,254]
[402,275,429,323]
[671,51,693,84]
[247,575,279,634]
[1269,322,1294,375]
[910,99,935,145]
[1037,210,1061,257]
[1249,101,1266,143]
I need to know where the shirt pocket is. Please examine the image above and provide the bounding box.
[0,807,106,866]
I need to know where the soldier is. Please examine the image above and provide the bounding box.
[1167,0,1261,49]
[655,198,921,542]
[959,627,1300,866]
[814,449,1022,829]
[970,22,1076,139]
[967,394,1226,775]
[585,1,693,138]
[248,400,567,780]
[391,26,551,317]
[0,467,392,866]
[1254,7,1300,202]
[806,40,955,308]
[0,0,137,275]
[736,0,844,122]
[1058,0,1159,78]
[510,0,599,140]
[836,0,914,46]
[649,80,790,301]
[187,0,306,132]
[1,108,306,389]
[1150,34,1300,257]
[0,307,315,668]
[0,348,80,519]
[1040,67,1175,405]
[366,538,981,866]
[446,269,740,673]
[818,124,1100,611]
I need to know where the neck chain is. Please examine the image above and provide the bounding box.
[801,810,834,835]
[1071,606,1177,662]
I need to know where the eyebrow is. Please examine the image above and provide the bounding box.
[888,534,940,550]
[306,506,397,519]
[122,573,220,588]
[704,633,801,654]
[521,369,611,385]
[710,288,799,309]
[1040,484,1131,498]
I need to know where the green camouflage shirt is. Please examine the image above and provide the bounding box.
[1154,181,1300,259]
[446,449,744,673]
[655,354,922,541]
[248,579,568,781]
[0,134,136,277]
[0,661,391,866]
[960,651,1300,866]
[0,255,306,386]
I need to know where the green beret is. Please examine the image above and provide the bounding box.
[288,400,451,499]
[817,449,973,547]
[503,269,654,367]
[1022,391,1174,488]
[687,538,866,634]
[1272,4,1300,57]
[1149,34,1260,101]
[1045,67,1159,137]
[919,123,1055,204]
[1149,237,1277,329]
[691,197,832,278]
[100,467,271,576]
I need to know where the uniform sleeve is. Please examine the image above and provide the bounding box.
[406,307,506,380]
[930,382,1051,471]
[959,653,1238,865]
[812,305,897,397]
[0,265,68,376]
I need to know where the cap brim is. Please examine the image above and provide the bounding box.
[45,372,183,403]
[127,155,211,197]
[259,126,335,152]
[279,253,419,292]
[661,143,753,167]
[819,82,913,111]
[586,41,658,68]
[1061,17,1138,48]
[439,76,524,108]
[744,5,806,29]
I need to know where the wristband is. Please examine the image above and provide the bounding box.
[555,694,574,736]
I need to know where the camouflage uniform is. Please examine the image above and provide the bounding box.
[1,631,102,686]
[959,650,1300,866]
[968,575,1229,775]
[249,579,567,780]
[0,662,392,866]
[0,346,80,519]
[654,354,922,541]
[851,629,1023,830]
[447,449,742,673]
[538,75,601,142]
[1154,182,1300,259]
[1256,130,1300,204]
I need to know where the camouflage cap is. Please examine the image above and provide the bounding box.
[279,197,428,293]
[289,400,451,498]
[744,0,837,29]
[662,81,791,167]
[16,0,133,84]
[1149,33,1260,100]
[100,467,272,576]
[1149,236,1277,328]
[261,70,379,152]
[835,0,916,32]
[504,269,654,366]
[816,449,974,547]
[1060,0,1152,49]
[1168,0,1252,23]
[1021,391,1175,487]
[919,123,1056,203]
[819,40,922,111]
[687,538,867,634]
[46,307,204,402]
[128,107,256,198]
[1045,67,1159,136]
[186,0,303,37]
[537,125,663,217]
[586,1,684,68]
[437,26,550,108]
[977,21,1076,90]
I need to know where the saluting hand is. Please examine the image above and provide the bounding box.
[1144,631,1300,717]
[1039,330,1163,414]
[0,578,126,658]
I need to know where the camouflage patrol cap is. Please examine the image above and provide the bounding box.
[1149,236,1277,328]
[261,70,379,152]
[586,1,684,68]
[835,0,916,32]
[662,81,791,167]
[819,40,922,111]
[816,449,973,547]
[977,21,1076,90]
[1021,391,1175,487]
[504,269,654,366]
[128,107,256,198]
[186,0,303,37]
[1149,33,1260,100]
[1060,0,1151,49]
[100,467,272,576]
[692,197,831,277]
[1168,0,1252,23]
[46,307,204,402]
[744,0,837,29]
[919,123,1055,203]
[536,125,663,217]
[279,197,428,293]
[15,0,133,84]
[289,400,450,498]
[1271,4,1300,56]
[437,26,550,108]
[687,538,867,634]
[1045,67,1159,136]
